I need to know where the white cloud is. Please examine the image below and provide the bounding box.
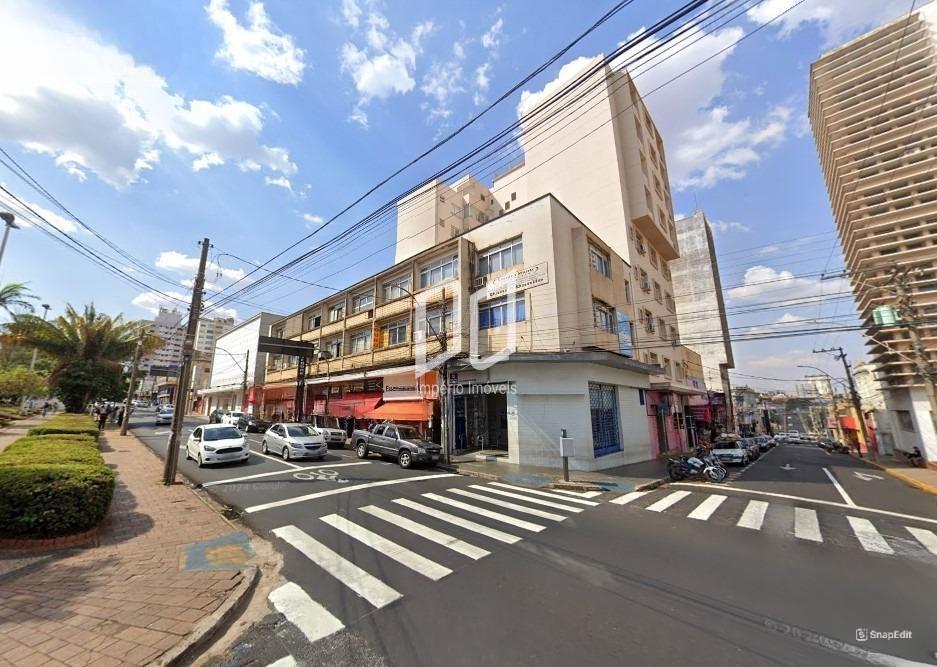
[747,349,826,370]
[0,0,297,188]
[155,250,247,282]
[340,8,434,127]
[192,152,224,171]
[265,175,293,191]
[302,213,324,228]
[206,0,305,85]
[518,56,595,116]
[8,195,87,235]
[481,17,504,50]
[710,220,751,234]
[421,61,464,121]
[728,265,850,302]
[132,288,238,320]
[341,0,362,28]
[747,312,817,335]
[747,0,923,48]
[474,62,492,106]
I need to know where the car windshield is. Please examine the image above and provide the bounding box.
[287,426,317,437]
[316,417,341,429]
[714,442,739,449]
[230,412,244,417]
[203,427,242,441]
[396,426,420,440]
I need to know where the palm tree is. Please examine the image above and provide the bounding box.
[4,304,160,410]
[0,283,37,318]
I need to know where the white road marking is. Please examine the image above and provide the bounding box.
[670,483,937,527]
[392,498,521,544]
[905,527,937,556]
[422,493,546,532]
[609,491,649,506]
[272,525,402,608]
[250,447,304,469]
[467,485,584,512]
[244,474,457,513]
[736,500,769,530]
[449,488,566,521]
[359,505,489,560]
[268,582,344,645]
[487,482,600,506]
[265,656,297,667]
[822,467,855,506]
[794,508,823,543]
[320,514,451,581]
[846,516,894,555]
[549,488,604,499]
[687,494,727,521]
[645,490,692,513]
[201,461,370,487]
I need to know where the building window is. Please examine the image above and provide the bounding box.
[589,383,621,456]
[658,317,667,335]
[593,300,615,332]
[623,279,631,303]
[382,275,411,301]
[649,352,659,366]
[273,326,284,338]
[663,358,672,378]
[351,292,373,313]
[382,319,409,346]
[328,303,345,322]
[650,248,658,268]
[589,244,611,277]
[420,254,458,288]
[423,307,452,339]
[478,237,523,275]
[635,233,646,254]
[350,329,372,353]
[643,309,654,332]
[326,339,342,358]
[653,282,662,302]
[307,312,321,329]
[511,192,517,201]
[669,325,678,345]
[896,410,915,432]
[665,293,674,312]
[479,294,526,330]
[639,269,650,292]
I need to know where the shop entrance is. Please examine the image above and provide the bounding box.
[453,389,508,453]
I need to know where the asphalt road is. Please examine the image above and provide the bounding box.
[128,414,937,666]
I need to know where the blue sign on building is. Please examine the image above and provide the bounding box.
[615,309,633,357]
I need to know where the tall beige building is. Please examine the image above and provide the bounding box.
[809,5,937,457]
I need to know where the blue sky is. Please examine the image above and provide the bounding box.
[0,0,923,389]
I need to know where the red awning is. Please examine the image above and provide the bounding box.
[325,395,383,419]
[365,400,434,421]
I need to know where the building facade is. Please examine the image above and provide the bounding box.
[809,5,937,459]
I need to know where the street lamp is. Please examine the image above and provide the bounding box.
[0,212,19,271]
[29,304,51,371]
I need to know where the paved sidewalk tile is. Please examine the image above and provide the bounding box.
[0,429,256,666]
[0,413,50,453]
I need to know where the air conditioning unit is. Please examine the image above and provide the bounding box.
[473,275,487,289]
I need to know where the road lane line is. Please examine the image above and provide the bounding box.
[201,461,370,487]
[422,493,545,532]
[822,467,855,506]
[359,505,489,560]
[250,448,304,469]
[487,482,600,506]
[669,483,937,526]
[449,489,566,521]
[736,500,769,530]
[244,474,457,513]
[265,656,297,667]
[794,508,823,542]
[268,582,344,644]
[687,494,727,521]
[846,516,893,554]
[609,491,649,506]
[467,485,584,512]
[392,498,521,544]
[905,527,937,556]
[272,525,402,608]
[645,490,691,513]
[549,489,603,499]
[320,514,451,581]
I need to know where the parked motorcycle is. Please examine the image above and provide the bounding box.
[667,451,727,482]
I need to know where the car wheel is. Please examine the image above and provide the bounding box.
[262,440,269,454]
[356,443,368,459]
[184,446,191,461]
[399,450,413,469]
[197,453,205,468]
[282,446,290,461]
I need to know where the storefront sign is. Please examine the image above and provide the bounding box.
[615,309,633,357]
[383,372,422,401]
[485,262,549,298]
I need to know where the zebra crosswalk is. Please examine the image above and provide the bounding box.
[265,481,602,653]
[609,488,937,562]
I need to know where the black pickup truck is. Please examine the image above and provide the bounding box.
[352,422,442,468]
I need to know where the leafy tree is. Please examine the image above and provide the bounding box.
[0,283,37,318]
[3,304,159,411]
[0,367,47,401]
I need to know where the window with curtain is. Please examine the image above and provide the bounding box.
[478,294,526,330]
[350,329,372,353]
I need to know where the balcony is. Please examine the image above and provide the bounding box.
[631,206,678,260]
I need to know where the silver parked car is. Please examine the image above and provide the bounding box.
[262,423,327,461]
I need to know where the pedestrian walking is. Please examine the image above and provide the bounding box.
[97,408,108,431]
[41,401,49,417]
[116,407,124,426]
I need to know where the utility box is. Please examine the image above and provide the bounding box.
[559,437,574,458]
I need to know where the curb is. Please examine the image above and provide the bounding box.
[0,526,98,551]
[856,455,937,497]
[439,463,668,493]
[154,565,260,667]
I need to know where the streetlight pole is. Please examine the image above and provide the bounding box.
[0,212,19,270]
[29,303,51,371]
[812,349,869,458]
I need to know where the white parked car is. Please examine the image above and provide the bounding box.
[223,410,245,425]
[711,439,751,466]
[308,415,347,448]
[185,424,249,467]
[155,406,173,425]
[262,423,327,461]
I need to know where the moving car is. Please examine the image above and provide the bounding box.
[208,409,225,424]
[741,437,761,461]
[223,410,245,425]
[237,413,271,433]
[787,430,799,439]
[352,422,442,468]
[711,439,751,466]
[262,423,327,460]
[155,406,173,425]
[184,424,249,467]
[753,435,774,452]
[308,415,347,448]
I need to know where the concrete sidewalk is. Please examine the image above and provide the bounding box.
[0,413,49,453]
[441,456,671,492]
[860,453,937,496]
[0,428,260,666]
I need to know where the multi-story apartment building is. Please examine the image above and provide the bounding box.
[809,5,937,459]
[670,210,736,428]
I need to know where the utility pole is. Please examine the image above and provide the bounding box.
[29,304,51,370]
[242,349,250,410]
[0,212,18,271]
[439,287,450,463]
[814,346,868,458]
[121,327,146,436]
[890,267,937,447]
[163,238,210,485]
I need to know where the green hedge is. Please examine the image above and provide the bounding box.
[28,414,100,439]
[1,438,103,467]
[0,464,115,538]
